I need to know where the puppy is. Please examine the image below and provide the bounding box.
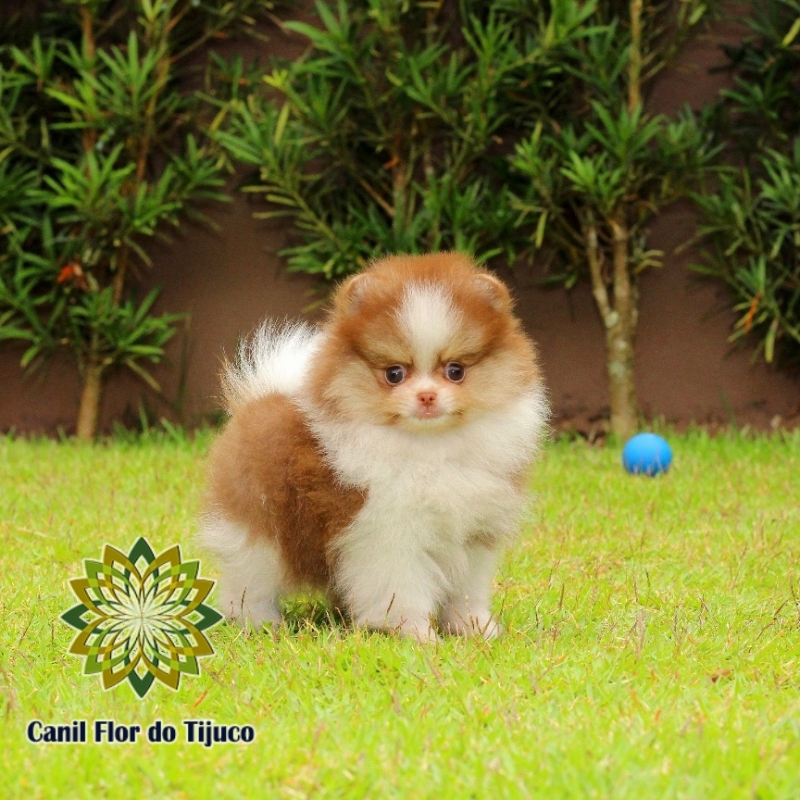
[201,253,548,641]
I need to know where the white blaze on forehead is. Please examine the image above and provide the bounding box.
[397,283,461,373]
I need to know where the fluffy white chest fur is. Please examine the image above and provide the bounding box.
[307,382,544,545]
[309,386,546,639]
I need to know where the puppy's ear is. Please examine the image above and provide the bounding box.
[334,272,372,314]
[472,272,512,311]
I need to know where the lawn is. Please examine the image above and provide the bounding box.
[0,429,798,798]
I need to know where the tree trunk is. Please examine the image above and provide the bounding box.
[76,360,103,442]
[605,322,638,441]
[607,217,639,440]
[585,218,639,440]
[628,0,643,113]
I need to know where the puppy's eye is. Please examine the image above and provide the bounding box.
[384,365,407,385]
[444,362,466,383]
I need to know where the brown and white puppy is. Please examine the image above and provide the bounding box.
[201,253,548,641]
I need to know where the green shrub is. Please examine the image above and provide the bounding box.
[216,0,715,439]
[509,0,716,437]
[213,0,597,280]
[693,0,800,366]
[0,0,279,439]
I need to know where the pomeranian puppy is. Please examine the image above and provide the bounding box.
[201,253,548,641]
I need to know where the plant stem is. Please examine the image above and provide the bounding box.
[76,358,103,442]
[392,147,406,238]
[80,6,95,59]
[606,323,637,441]
[607,216,638,439]
[74,3,103,443]
[586,222,612,320]
[585,218,639,439]
[112,246,129,305]
[80,6,98,153]
[628,0,643,113]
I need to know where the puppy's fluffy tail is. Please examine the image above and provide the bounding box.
[221,321,320,414]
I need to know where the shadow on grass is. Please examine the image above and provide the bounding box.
[279,594,349,636]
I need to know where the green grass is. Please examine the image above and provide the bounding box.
[1,429,799,799]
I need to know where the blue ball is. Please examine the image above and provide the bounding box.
[622,433,672,476]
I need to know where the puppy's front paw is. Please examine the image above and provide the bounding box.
[441,608,503,640]
[475,615,503,640]
[353,603,439,642]
[397,618,439,644]
[222,595,282,632]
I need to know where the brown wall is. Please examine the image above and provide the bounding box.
[1,13,798,436]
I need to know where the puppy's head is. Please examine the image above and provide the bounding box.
[308,253,540,431]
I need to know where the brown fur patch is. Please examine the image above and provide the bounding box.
[206,393,364,588]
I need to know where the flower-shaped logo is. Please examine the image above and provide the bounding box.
[62,537,223,699]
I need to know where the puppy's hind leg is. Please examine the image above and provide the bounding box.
[200,516,285,631]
